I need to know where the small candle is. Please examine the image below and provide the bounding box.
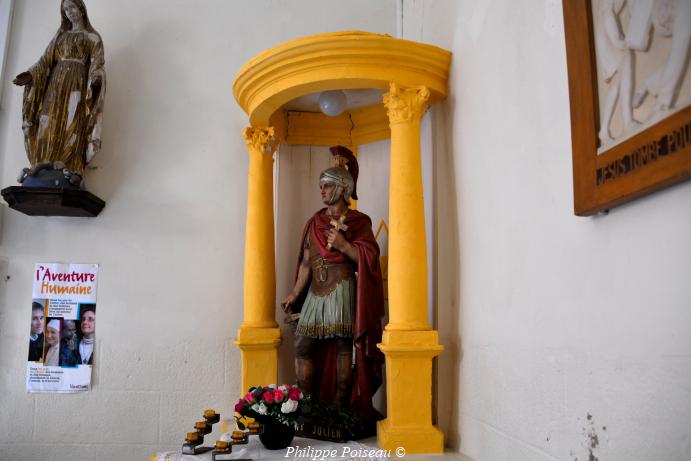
[203,409,220,423]
[215,440,230,450]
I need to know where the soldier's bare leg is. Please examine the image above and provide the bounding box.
[295,335,317,399]
[334,338,353,407]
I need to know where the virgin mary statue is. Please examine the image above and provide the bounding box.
[13,0,105,188]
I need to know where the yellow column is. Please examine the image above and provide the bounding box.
[377,83,444,453]
[235,126,281,394]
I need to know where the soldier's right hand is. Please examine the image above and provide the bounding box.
[280,293,298,312]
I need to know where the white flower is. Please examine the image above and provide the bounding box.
[257,402,268,415]
[281,399,299,414]
[279,384,289,393]
[251,403,260,413]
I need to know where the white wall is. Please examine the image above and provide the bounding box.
[0,0,12,104]
[0,1,395,459]
[403,0,691,460]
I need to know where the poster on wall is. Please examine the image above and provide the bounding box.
[26,263,99,393]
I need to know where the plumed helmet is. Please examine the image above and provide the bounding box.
[320,166,354,203]
[329,146,359,200]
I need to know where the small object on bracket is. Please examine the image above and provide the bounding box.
[185,432,202,446]
[182,410,222,455]
[211,440,235,461]
[182,431,213,455]
[247,421,261,435]
[215,440,231,451]
[231,430,248,445]
[204,409,220,424]
[213,424,260,460]
[195,421,212,435]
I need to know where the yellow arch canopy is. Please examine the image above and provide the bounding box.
[233,31,451,126]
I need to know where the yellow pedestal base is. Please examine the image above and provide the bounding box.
[235,326,281,393]
[377,419,444,454]
[377,330,444,453]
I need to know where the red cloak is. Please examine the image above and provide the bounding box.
[293,208,385,414]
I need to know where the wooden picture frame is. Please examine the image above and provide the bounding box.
[563,0,691,216]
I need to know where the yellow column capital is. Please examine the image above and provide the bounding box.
[243,126,278,154]
[383,83,430,125]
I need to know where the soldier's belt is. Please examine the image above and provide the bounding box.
[310,257,355,296]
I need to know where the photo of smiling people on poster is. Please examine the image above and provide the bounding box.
[43,318,61,366]
[28,301,46,362]
[77,304,95,365]
[26,263,99,393]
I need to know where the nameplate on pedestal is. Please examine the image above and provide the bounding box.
[295,422,348,443]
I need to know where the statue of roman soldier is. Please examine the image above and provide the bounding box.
[281,146,385,417]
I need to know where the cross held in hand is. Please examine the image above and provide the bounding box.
[327,215,348,250]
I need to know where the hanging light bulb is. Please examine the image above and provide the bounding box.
[318,90,347,116]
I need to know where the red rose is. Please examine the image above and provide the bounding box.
[273,389,285,402]
[262,391,274,404]
[234,401,245,413]
[243,393,255,404]
[288,387,301,401]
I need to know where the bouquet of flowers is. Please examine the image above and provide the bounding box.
[234,384,307,427]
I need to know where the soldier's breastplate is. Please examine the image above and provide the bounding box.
[309,244,355,297]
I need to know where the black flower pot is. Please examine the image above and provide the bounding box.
[259,421,295,450]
